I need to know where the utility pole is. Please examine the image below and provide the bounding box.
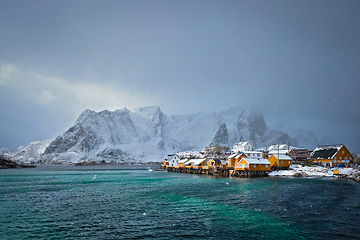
[277,144,280,171]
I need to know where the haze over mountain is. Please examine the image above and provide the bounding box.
[19,106,318,163]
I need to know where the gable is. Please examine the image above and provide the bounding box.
[333,145,354,160]
[169,154,181,162]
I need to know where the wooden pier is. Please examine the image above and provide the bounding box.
[166,166,270,178]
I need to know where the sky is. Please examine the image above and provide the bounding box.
[0,0,359,152]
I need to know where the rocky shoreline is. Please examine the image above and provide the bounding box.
[0,155,36,169]
[269,165,360,182]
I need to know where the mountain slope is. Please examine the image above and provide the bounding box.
[39,106,318,163]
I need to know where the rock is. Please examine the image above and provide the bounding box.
[0,155,19,169]
[293,172,301,177]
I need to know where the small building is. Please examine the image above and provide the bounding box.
[234,157,271,171]
[288,149,311,162]
[268,154,292,170]
[268,150,290,156]
[177,158,190,168]
[227,153,247,168]
[310,144,354,167]
[243,151,264,158]
[186,158,208,169]
[232,141,253,153]
[168,154,181,168]
[207,158,222,168]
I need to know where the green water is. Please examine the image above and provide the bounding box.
[1,165,359,239]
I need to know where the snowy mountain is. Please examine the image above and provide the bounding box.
[37,106,318,163]
[7,139,53,163]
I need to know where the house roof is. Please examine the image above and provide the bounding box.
[178,158,189,164]
[243,151,263,157]
[310,145,343,159]
[270,154,292,160]
[228,154,237,159]
[235,153,246,159]
[169,154,180,161]
[242,158,271,165]
[268,150,289,155]
[188,158,207,165]
[211,158,221,163]
[234,141,251,147]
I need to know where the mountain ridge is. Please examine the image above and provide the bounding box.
[5,106,319,163]
[38,106,318,163]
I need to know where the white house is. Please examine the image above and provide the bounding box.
[168,154,181,167]
[243,151,263,158]
[232,141,253,153]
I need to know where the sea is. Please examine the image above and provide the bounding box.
[1,165,360,240]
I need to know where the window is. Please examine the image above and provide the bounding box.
[345,157,347,160]
[288,161,290,164]
[342,151,344,154]
[350,157,352,160]
[266,165,268,167]
[335,157,337,160]
[254,165,256,168]
[281,161,283,164]
[340,157,342,160]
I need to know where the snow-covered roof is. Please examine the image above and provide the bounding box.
[310,145,343,159]
[257,144,297,152]
[235,152,247,157]
[270,154,292,160]
[178,158,189,164]
[191,158,207,165]
[234,141,251,147]
[228,154,237,159]
[243,151,263,155]
[185,159,197,165]
[268,150,289,155]
[242,158,271,165]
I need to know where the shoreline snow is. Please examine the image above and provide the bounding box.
[269,164,360,182]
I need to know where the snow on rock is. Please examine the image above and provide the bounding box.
[18,106,319,163]
[8,139,53,163]
[175,151,205,159]
[269,164,360,181]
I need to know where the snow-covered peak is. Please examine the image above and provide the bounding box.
[76,109,96,124]
[9,139,53,162]
[38,106,319,163]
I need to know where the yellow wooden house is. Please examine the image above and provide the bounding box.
[227,153,247,169]
[186,158,208,169]
[207,158,222,168]
[268,154,292,170]
[176,158,190,168]
[234,157,271,171]
[310,144,354,167]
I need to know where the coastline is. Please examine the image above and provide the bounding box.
[269,164,360,182]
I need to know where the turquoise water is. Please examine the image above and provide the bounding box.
[1,165,360,239]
